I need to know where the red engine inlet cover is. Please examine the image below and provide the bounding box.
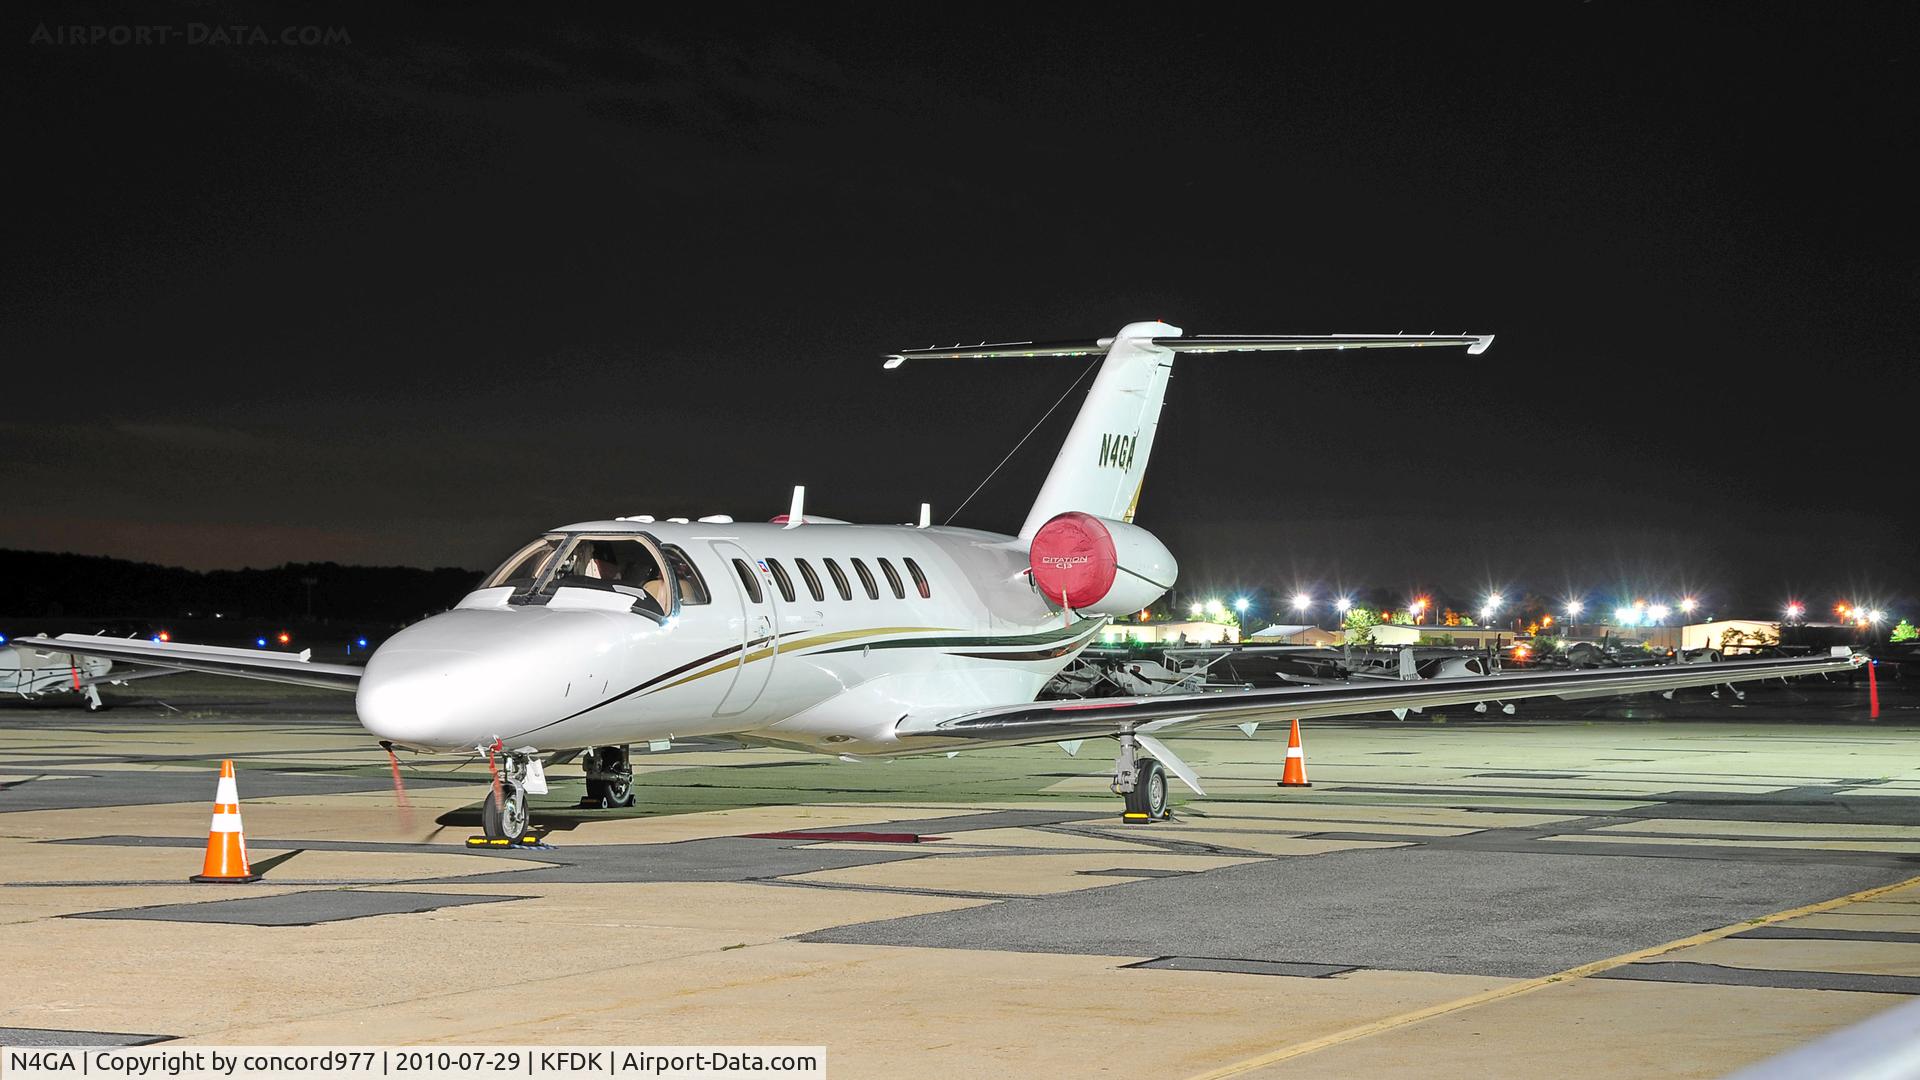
[1029,512,1118,608]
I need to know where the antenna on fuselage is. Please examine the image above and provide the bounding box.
[917,503,931,528]
[785,485,806,529]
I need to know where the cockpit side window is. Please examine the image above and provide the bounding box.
[484,537,562,590]
[546,536,671,617]
[660,545,710,605]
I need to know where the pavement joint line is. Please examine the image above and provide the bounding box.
[1180,869,1920,1080]
[759,877,1044,902]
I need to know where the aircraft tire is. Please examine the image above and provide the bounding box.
[583,747,635,809]
[1123,759,1169,822]
[482,785,528,840]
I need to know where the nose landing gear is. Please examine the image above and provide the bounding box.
[473,745,539,845]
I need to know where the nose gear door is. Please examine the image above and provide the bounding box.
[709,540,778,718]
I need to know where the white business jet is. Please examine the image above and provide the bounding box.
[22,322,1862,838]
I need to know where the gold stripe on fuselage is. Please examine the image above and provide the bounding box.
[649,625,964,695]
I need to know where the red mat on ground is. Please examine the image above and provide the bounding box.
[741,830,944,843]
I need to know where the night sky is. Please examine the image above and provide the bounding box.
[7,3,1917,618]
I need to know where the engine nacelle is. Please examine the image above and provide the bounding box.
[1028,512,1177,616]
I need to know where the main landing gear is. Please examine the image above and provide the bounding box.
[1110,733,1170,825]
[580,745,635,809]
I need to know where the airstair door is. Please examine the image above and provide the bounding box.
[709,540,778,718]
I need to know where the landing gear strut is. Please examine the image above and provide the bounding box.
[480,749,533,841]
[580,745,635,809]
[1110,733,1170,824]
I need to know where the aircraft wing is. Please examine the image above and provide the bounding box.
[12,635,363,692]
[899,649,1862,743]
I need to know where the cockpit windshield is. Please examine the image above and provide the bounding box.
[483,536,563,590]
[482,533,677,620]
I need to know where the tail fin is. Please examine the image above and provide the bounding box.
[884,323,1492,538]
[1020,321,1179,537]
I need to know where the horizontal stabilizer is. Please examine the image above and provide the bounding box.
[885,331,1491,367]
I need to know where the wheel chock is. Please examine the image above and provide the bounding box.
[1121,811,1153,825]
[465,833,551,849]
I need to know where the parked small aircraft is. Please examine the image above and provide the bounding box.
[22,322,1861,837]
[2,639,136,710]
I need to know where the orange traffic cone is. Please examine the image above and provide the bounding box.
[1278,719,1312,787]
[191,760,260,883]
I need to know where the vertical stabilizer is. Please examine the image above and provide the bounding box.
[1018,321,1180,538]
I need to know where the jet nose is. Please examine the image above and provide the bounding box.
[356,653,476,751]
[355,607,640,752]
[356,612,528,751]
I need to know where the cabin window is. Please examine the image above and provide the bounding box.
[878,558,906,599]
[660,545,710,605]
[823,558,853,601]
[903,557,931,599]
[851,558,880,600]
[795,558,825,602]
[766,559,797,603]
[731,559,762,604]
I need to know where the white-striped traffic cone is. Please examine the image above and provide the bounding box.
[191,759,260,883]
[1279,719,1312,787]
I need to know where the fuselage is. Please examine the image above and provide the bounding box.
[1,646,111,697]
[354,519,1101,758]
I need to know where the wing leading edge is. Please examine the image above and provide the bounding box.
[13,635,363,692]
[899,650,1862,743]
